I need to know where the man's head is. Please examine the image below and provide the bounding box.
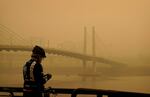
[31,45,46,63]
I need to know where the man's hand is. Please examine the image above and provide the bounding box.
[46,73,52,80]
[44,73,52,81]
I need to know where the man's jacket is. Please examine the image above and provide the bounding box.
[23,59,47,92]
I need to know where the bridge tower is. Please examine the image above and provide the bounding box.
[82,26,97,75]
[83,26,87,69]
[92,26,96,73]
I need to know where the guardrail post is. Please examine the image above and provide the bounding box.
[97,94,103,97]
[44,88,50,97]
[44,92,49,97]
[71,92,77,97]
[71,89,77,97]
[9,91,14,97]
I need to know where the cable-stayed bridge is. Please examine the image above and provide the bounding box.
[0,24,127,77]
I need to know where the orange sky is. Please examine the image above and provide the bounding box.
[0,0,150,66]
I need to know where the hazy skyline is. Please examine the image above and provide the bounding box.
[1,0,150,66]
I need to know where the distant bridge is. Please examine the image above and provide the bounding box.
[0,44,126,67]
[0,24,127,70]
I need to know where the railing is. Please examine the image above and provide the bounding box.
[0,86,150,97]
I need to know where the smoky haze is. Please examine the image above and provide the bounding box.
[0,0,150,94]
[1,0,150,66]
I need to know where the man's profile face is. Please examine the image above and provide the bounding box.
[38,57,43,63]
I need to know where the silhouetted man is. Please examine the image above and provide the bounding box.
[23,45,52,97]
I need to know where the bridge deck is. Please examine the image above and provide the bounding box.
[0,44,126,66]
